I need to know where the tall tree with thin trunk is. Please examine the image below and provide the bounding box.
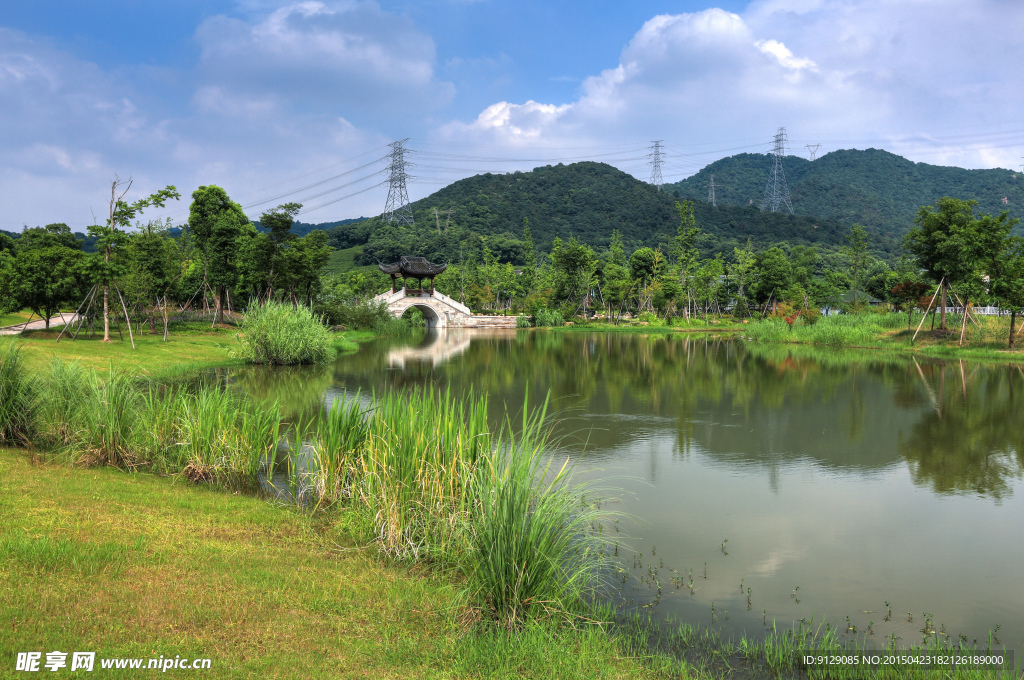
[990,235,1024,348]
[189,186,248,323]
[844,224,869,306]
[87,178,179,342]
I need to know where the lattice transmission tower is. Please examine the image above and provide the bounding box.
[805,143,821,161]
[761,127,793,213]
[707,174,717,206]
[648,140,664,190]
[383,139,415,225]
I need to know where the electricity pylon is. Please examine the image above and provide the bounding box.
[762,127,794,214]
[649,140,664,190]
[383,139,414,225]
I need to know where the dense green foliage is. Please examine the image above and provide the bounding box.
[330,162,875,267]
[235,300,334,365]
[668,148,1024,239]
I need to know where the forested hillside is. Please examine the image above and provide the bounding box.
[326,161,888,266]
[667,149,1024,237]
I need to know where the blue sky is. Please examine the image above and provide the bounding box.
[2,0,1023,229]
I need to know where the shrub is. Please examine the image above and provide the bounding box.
[318,298,392,330]
[637,311,660,325]
[801,308,821,326]
[515,314,531,328]
[236,301,334,365]
[532,308,564,327]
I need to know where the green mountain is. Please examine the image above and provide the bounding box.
[330,161,878,267]
[666,148,1024,237]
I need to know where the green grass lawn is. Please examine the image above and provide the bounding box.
[0,449,678,679]
[0,309,38,327]
[0,323,244,375]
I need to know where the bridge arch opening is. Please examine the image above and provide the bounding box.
[400,303,443,329]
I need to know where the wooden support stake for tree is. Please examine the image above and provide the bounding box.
[912,279,944,342]
[58,284,97,342]
[949,290,981,329]
[114,285,135,350]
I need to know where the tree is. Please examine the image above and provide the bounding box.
[754,247,792,313]
[520,217,538,296]
[87,178,180,342]
[628,247,659,287]
[990,236,1024,348]
[731,240,757,316]
[288,231,333,306]
[124,219,181,332]
[0,244,83,328]
[189,185,249,323]
[259,202,303,297]
[844,224,869,305]
[551,236,595,311]
[904,197,1014,332]
[890,281,932,328]
[19,223,80,251]
[809,271,851,314]
[674,200,700,318]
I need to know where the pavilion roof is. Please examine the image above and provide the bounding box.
[379,256,447,277]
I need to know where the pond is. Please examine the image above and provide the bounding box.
[229,329,1024,652]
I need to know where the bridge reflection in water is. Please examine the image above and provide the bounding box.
[386,328,515,369]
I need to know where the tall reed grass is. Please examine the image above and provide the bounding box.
[235,300,334,365]
[3,356,611,628]
[745,312,914,347]
[0,343,38,445]
[464,396,610,626]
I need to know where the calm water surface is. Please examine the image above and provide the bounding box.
[231,329,1024,651]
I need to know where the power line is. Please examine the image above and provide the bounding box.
[648,140,664,190]
[762,127,794,214]
[383,139,415,225]
[241,157,388,210]
[301,180,389,216]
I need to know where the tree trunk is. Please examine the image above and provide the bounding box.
[213,285,223,326]
[1010,311,1017,349]
[103,285,111,342]
[939,280,948,331]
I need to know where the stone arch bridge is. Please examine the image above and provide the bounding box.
[372,289,516,329]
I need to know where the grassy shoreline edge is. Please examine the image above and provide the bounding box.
[2,323,1020,679]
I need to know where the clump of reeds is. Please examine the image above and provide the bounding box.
[302,387,612,626]
[462,396,611,627]
[235,300,335,365]
[29,362,281,485]
[0,343,39,445]
[307,385,491,559]
[16,355,612,629]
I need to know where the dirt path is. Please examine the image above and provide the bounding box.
[0,313,79,336]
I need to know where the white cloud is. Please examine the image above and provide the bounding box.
[194,1,454,121]
[439,1,1024,175]
[0,3,453,228]
[755,40,816,71]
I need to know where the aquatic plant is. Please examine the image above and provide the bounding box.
[461,395,612,627]
[235,300,334,365]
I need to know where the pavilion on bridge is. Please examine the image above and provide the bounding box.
[379,256,447,295]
